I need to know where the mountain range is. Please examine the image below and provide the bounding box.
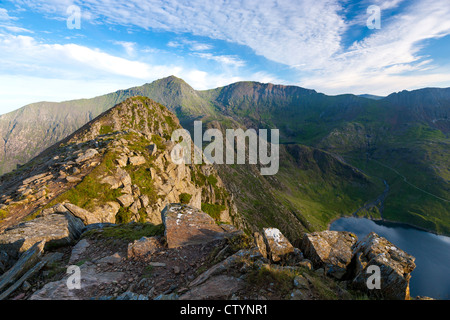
[0,96,418,301]
[0,76,449,236]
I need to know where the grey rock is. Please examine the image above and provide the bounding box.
[30,261,124,300]
[154,293,179,300]
[69,239,90,264]
[161,204,230,249]
[350,232,416,300]
[127,236,162,259]
[64,203,102,225]
[300,230,357,279]
[0,241,45,293]
[117,194,134,208]
[0,213,84,258]
[128,155,146,166]
[75,149,99,164]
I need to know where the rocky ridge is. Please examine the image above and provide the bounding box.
[0,96,421,300]
[0,97,237,232]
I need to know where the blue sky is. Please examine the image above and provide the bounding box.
[1,0,450,115]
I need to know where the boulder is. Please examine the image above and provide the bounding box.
[66,176,82,183]
[0,213,84,258]
[260,228,295,262]
[64,203,106,226]
[350,232,416,300]
[140,195,150,208]
[116,155,128,167]
[161,204,230,248]
[116,194,134,208]
[127,236,162,259]
[300,231,358,279]
[100,176,121,189]
[100,168,131,189]
[91,202,120,223]
[116,168,132,187]
[128,155,146,166]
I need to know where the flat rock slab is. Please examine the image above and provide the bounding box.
[69,239,91,264]
[75,149,98,164]
[161,204,229,249]
[0,213,84,258]
[29,261,124,300]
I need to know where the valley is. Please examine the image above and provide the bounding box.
[0,76,449,238]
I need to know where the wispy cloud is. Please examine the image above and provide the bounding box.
[300,0,450,94]
[15,0,347,69]
[193,52,245,67]
[167,39,213,51]
[0,32,273,113]
[0,8,17,21]
[112,41,136,56]
[4,0,450,97]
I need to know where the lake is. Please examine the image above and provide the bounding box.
[329,217,450,299]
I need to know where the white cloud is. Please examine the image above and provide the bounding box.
[17,0,347,69]
[0,24,32,33]
[112,40,136,56]
[193,53,245,67]
[0,8,16,21]
[167,39,213,51]
[7,0,450,95]
[0,33,278,113]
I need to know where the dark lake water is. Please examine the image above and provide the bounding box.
[329,217,450,299]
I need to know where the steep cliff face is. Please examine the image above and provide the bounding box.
[0,97,237,233]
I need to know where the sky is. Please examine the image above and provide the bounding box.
[1,0,450,115]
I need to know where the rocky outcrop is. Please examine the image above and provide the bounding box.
[0,212,84,259]
[0,96,235,234]
[161,204,238,248]
[300,231,357,279]
[349,232,416,300]
[0,197,420,300]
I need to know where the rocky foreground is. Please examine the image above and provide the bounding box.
[0,202,417,300]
